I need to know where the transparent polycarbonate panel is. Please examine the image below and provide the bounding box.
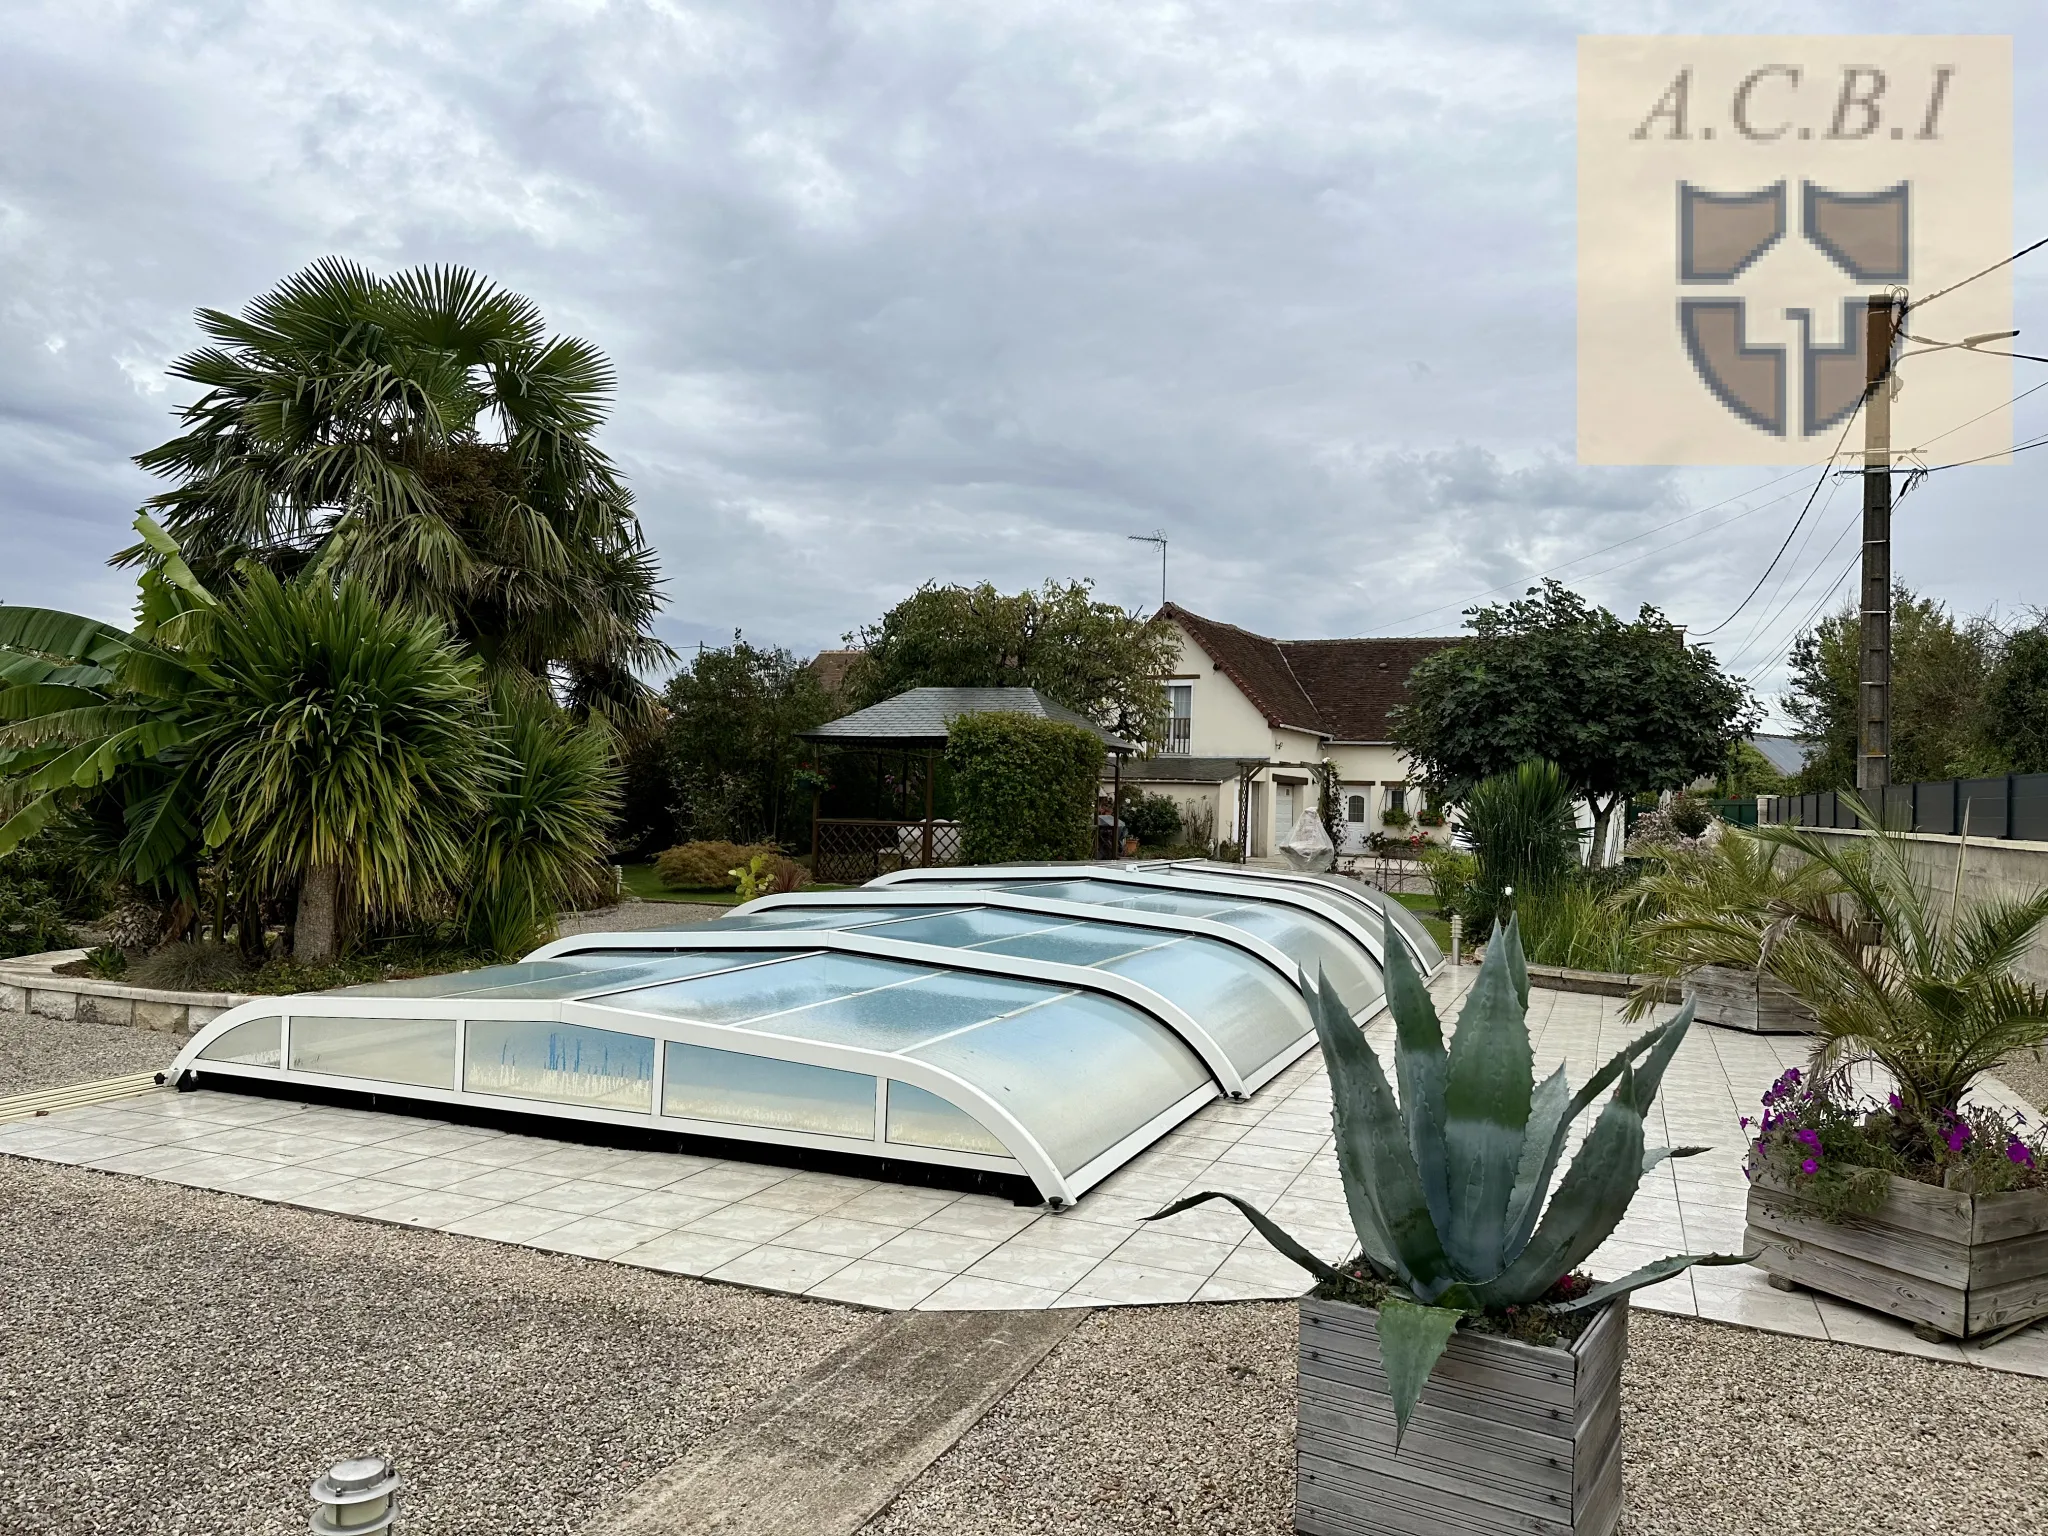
[1371,888,1445,970]
[289,1016,456,1089]
[1207,906,1384,1015]
[662,1041,875,1139]
[198,1016,281,1068]
[909,994,1211,1175]
[464,1020,655,1112]
[332,952,792,1002]
[741,969,1064,1052]
[1100,939,1308,1078]
[870,908,1169,966]
[700,907,954,932]
[1158,867,1388,948]
[594,953,933,1026]
[886,1080,1007,1157]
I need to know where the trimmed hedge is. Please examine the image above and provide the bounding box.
[946,712,1105,864]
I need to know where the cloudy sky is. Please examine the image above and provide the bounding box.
[3,1,2042,721]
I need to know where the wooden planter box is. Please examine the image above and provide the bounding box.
[1682,964,1814,1034]
[1747,1167,2048,1338]
[1296,1296,1626,1536]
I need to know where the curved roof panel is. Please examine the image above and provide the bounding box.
[168,861,1395,1207]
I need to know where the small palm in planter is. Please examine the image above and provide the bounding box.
[1150,923,1748,1536]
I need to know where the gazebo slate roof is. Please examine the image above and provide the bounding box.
[800,686,1138,752]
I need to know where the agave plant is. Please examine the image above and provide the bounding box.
[1151,922,1750,1444]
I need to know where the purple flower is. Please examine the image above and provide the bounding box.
[1739,1116,1752,1129]
[1887,1092,1902,1111]
[1799,1157,1819,1175]
[1945,1123,1972,1153]
[1796,1128,1822,1150]
[2009,1140,2037,1170]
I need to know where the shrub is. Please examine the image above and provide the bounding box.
[0,885,72,960]
[129,941,251,992]
[1416,845,1477,918]
[82,944,129,979]
[656,841,775,888]
[1513,881,1649,973]
[1120,791,1183,848]
[1460,760,1582,930]
[1667,792,1713,838]
[732,850,807,900]
[946,712,1104,864]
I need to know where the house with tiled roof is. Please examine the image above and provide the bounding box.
[1125,605,1461,858]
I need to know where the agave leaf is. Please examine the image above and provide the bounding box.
[1614,998,1698,1118]
[1383,929,1450,1234]
[1145,1191,1354,1285]
[1503,912,1530,1009]
[1642,1146,1709,1176]
[1471,1059,1648,1308]
[1550,1250,1760,1314]
[1439,929,1534,1278]
[1308,966,1458,1299]
[1376,1299,1466,1452]
[1502,1063,1569,1259]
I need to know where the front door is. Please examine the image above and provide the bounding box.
[1274,783,1297,846]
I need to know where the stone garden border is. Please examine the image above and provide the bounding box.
[0,950,249,1036]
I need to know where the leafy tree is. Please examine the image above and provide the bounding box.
[846,580,1175,743]
[1983,622,2048,774]
[1391,581,1754,864]
[1785,586,2002,789]
[1716,739,1787,799]
[946,713,1104,864]
[662,637,834,846]
[123,259,668,715]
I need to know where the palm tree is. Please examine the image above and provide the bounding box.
[124,259,669,715]
[463,684,621,958]
[191,567,492,961]
[2,521,494,961]
[1630,803,2048,1122]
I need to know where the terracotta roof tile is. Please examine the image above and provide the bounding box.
[1163,604,1459,744]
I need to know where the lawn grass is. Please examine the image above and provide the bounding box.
[1394,890,1452,950]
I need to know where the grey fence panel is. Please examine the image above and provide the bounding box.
[1879,784,1914,832]
[2012,775,2048,842]
[1917,779,1955,836]
[1959,777,2010,839]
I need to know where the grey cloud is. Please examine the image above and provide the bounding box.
[1,0,2043,727]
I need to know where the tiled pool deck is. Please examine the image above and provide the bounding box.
[5,968,2045,1376]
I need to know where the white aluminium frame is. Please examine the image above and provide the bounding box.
[166,928,1255,1206]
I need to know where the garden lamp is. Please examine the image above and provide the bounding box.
[309,1456,401,1533]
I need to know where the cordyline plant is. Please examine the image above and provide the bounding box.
[1150,921,1750,1445]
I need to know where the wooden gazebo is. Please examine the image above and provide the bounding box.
[800,687,1138,883]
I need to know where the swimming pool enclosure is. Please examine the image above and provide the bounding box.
[167,862,1438,1206]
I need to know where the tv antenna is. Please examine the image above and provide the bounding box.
[1127,529,1167,610]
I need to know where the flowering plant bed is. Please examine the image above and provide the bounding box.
[1743,1068,2048,1338]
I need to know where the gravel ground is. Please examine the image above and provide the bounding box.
[0,1007,180,1097]
[1,1159,871,1536]
[869,1306,2048,1536]
[1995,1046,2048,1113]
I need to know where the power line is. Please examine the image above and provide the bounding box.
[1690,402,1865,638]
[1721,468,1850,667]
[1374,461,1832,634]
[1903,234,2048,317]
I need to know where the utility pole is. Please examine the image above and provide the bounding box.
[1127,530,1167,611]
[1857,294,1899,796]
